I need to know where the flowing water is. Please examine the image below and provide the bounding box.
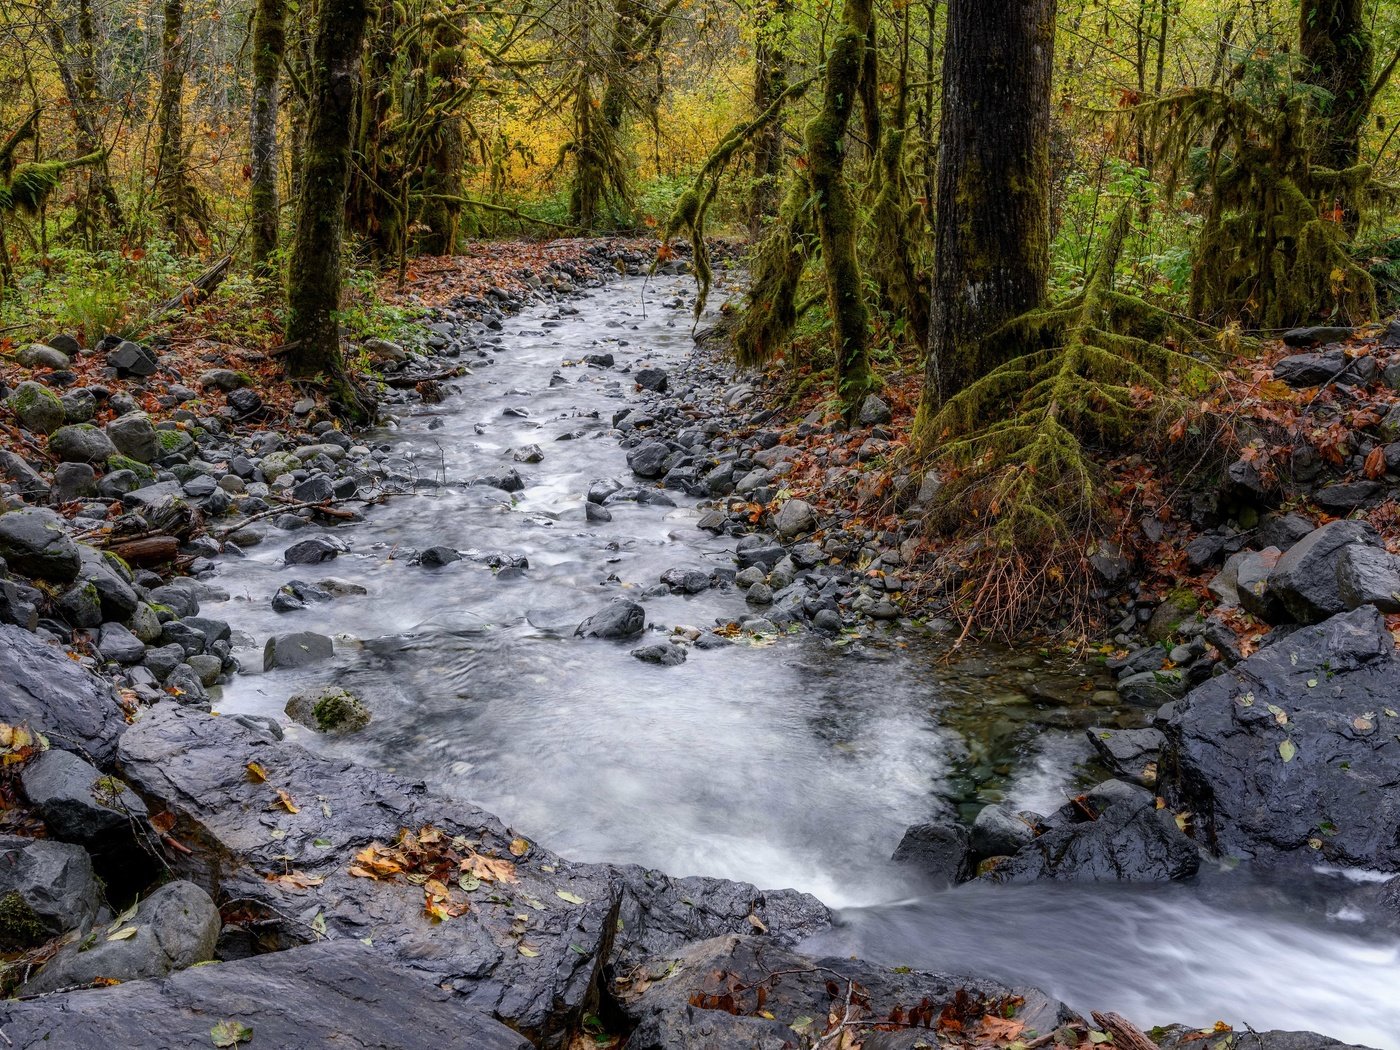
[205,273,1400,1048]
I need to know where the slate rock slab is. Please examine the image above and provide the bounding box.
[0,625,125,763]
[0,941,530,1050]
[1161,606,1400,868]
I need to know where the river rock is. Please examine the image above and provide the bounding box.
[0,941,530,1049]
[858,393,892,426]
[1335,544,1400,613]
[6,381,65,434]
[772,498,817,539]
[970,804,1037,860]
[104,412,162,463]
[418,544,462,568]
[21,749,148,847]
[0,625,124,762]
[1086,727,1163,787]
[283,535,346,565]
[626,440,670,479]
[634,367,669,392]
[631,643,686,666]
[982,789,1198,884]
[22,880,220,994]
[891,821,971,884]
[285,686,371,733]
[107,340,157,377]
[1162,606,1400,868]
[617,934,1069,1050]
[263,631,334,669]
[18,342,69,370]
[576,599,645,639]
[1236,546,1286,622]
[1268,520,1384,623]
[1154,1027,1377,1050]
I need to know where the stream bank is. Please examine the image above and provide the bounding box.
[0,241,1397,1047]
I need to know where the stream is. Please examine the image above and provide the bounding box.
[203,273,1400,1048]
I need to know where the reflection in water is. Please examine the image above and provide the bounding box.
[205,274,1396,1045]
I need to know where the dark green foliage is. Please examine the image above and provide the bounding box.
[0,152,104,216]
[732,178,814,367]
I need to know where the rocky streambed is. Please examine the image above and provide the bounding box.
[1,248,1399,1047]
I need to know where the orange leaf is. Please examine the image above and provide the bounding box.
[1365,445,1387,480]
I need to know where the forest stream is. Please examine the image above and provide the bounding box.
[203,273,1400,1049]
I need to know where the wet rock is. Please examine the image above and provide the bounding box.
[1268,520,1384,623]
[1273,349,1373,388]
[1335,544,1400,614]
[0,625,124,761]
[857,393,892,426]
[116,705,620,1045]
[1314,480,1382,512]
[0,835,100,948]
[104,412,162,463]
[18,343,69,370]
[98,622,146,664]
[472,469,525,493]
[627,440,670,479]
[587,477,623,504]
[283,535,346,565]
[53,462,98,502]
[1144,590,1198,642]
[576,599,645,639]
[1086,727,1163,787]
[0,451,52,500]
[49,423,117,464]
[981,792,1198,884]
[634,367,669,392]
[263,631,334,669]
[1153,1025,1376,1050]
[891,821,971,884]
[513,443,545,464]
[23,880,218,994]
[418,544,462,568]
[631,643,686,666]
[1116,669,1185,707]
[285,686,371,733]
[1236,546,1286,622]
[0,941,530,1050]
[585,502,612,523]
[970,804,1037,860]
[618,935,1068,1050]
[1162,606,1400,869]
[7,381,65,434]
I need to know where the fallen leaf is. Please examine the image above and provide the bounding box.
[1279,739,1298,763]
[267,871,325,891]
[555,890,585,905]
[210,1020,253,1047]
[517,944,539,957]
[509,837,529,856]
[245,762,268,783]
[275,789,299,814]
[107,926,139,941]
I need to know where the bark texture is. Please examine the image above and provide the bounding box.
[249,0,285,273]
[1299,0,1373,171]
[924,0,1056,409]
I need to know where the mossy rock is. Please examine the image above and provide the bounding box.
[105,454,156,483]
[1145,589,1200,643]
[285,687,371,734]
[6,381,65,435]
[0,891,47,952]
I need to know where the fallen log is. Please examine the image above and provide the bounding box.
[110,536,180,567]
[1091,1012,1161,1050]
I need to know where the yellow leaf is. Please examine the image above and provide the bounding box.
[517,944,539,957]
[276,788,299,814]
[508,837,529,857]
[107,926,139,941]
[555,890,585,905]
[246,762,268,783]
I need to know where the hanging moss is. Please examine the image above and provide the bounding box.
[732,177,814,367]
[0,152,103,216]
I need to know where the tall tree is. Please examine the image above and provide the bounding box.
[923,0,1056,409]
[1298,0,1373,172]
[747,0,790,236]
[284,0,377,419]
[806,0,876,419]
[154,0,205,244]
[249,0,285,274]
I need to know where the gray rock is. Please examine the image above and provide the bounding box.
[0,834,99,947]
[263,631,334,670]
[59,388,97,422]
[53,462,97,502]
[197,368,250,392]
[891,821,971,884]
[104,412,162,463]
[634,367,669,392]
[18,343,69,370]
[45,424,116,466]
[107,340,158,377]
[631,643,686,666]
[44,334,82,357]
[1237,546,1286,622]
[585,502,612,523]
[1086,727,1163,787]
[1269,520,1383,623]
[970,804,1037,859]
[285,686,371,733]
[418,544,461,568]
[0,941,531,1049]
[98,622,146,664]
[772,498,816,539]
[0,451,52,500]
[627,441,670,479]
[858,393,892,426]
[20,749,147,846]
[1336,544,1400,613]
[6,381,65,434]
[22,880,219,993]
[283,535,346,565]
[0,626,124,762]
[1116,668,1185,706]
[577,599,645,639]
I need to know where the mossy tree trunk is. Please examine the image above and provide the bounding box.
[1299,0,1373,172]
[284,0,376,420]
[249,0,285,275]
[923,0,1056,411]
[748,0,790,237]
[806,0,876,421]
[413,27,467,257]
[154,0,205,246]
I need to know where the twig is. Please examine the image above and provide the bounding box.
[212,493,396,539]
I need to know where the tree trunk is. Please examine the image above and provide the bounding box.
[249,0,285,275]
[154,0,195,242]
[1299,0,1373,172]
[284,0,376,420]
[923,0,1056,409]
[415,34,466,256]
[748,0,790,237]
[806,0,876,420]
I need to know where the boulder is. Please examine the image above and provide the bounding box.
[981,792,1199,884]
[1268,520,1384,623]
[1161,606,1400,868]
[283,535,346,565]
[890,821,971,884]
[634,367,669,392]
[631,643,686,666]
[576,599,645,639]
[17,343,69,370]
[6,381,65,434]
[626,441,670,479]
[53,462,98,502]
[858,393,892,426]
[1154,1026,1375,1050]
[107,340,158,377]
[0,451,51,500]
[969,804,1037,860]
[418,545,462,568]
[263,631,334,670]
[0,834,100,947]
[0,625,125,762]
[1086,727,1163,787]
[0,507,80,581]
[1273,349,1373,387]
[0,941,530,1050]
[20,749,148,847]
[1236,546,1286,622]
[22,880,219,994]
[104,412,162,463]
[48,422,117,464]
[1335,544,1400,613]
[772,498,817,539]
